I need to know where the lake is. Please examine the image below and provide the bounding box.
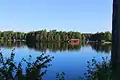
[0,41,111,80]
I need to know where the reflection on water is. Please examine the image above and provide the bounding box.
[26,42,82,52]
[0,41,111,80]
[0,41,111,53]
[86,42,111,53]
[0,41,26,48]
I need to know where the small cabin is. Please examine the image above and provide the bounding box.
[68,39,80,45]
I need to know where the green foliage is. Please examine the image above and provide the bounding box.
[0,49,53,80]
[26,30,82,42]
[104,31,112,42]
[0,31,26,41]
[55,57,111,80]
[0,30,112,42]
[88,31,112,42]
[85,57,111,80]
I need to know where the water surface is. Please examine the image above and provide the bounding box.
[0,42,111,80]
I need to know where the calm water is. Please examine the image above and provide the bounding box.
[0,41,111,80]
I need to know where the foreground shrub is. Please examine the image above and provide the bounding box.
[0,49,53,80]
[84,57,111,80]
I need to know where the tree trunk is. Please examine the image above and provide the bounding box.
[112,0,120,79]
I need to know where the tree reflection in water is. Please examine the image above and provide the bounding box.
[0,41,26,49]
[86,42,111,53]
[26,42,82,52]
[0,41,112,53]
[0,49,53,80]
[0,41,113,80]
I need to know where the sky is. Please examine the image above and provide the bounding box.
[0,0,112,33]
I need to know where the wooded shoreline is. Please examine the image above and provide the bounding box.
[0,30,111,43]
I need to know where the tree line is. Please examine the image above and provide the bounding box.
[0,31,26,41]
[84,31,112,42]
[26,30,85,42]
[0,30,111,42]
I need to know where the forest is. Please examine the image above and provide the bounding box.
[0,31,26,41]
[0,30,111,42]
[87,31,112,42]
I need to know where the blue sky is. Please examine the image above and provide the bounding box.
[0,0,112,33]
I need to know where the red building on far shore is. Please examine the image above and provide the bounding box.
[68,39,80,45]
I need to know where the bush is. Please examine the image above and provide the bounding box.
[0,49,53,80]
